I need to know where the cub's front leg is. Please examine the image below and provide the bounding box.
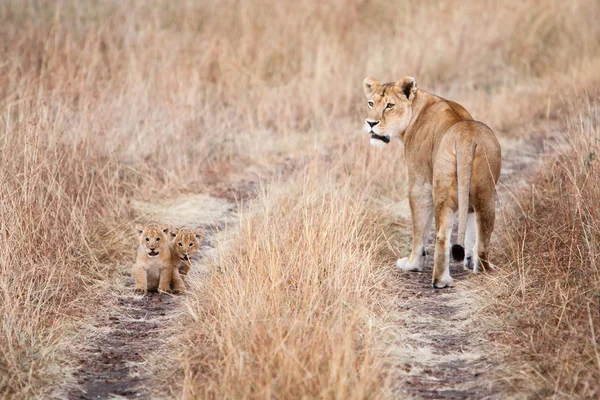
[132,264,148,293]
[171,267,186,294]
[396,183,434,271]
[157,265,173,294]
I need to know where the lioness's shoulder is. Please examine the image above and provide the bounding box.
[422,93,472,121]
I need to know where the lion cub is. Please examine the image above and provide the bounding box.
[168,227,204,293]
[132,223,174,293]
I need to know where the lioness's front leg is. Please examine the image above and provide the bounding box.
[396,183,433,271]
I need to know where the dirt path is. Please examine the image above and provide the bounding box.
[68,194,236,399]
[392,124,560,399]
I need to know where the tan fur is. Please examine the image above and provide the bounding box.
[363,77,502,288]
[168,227,204,293]
[132,223,174,293]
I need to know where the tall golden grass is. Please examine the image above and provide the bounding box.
[1,0,600,398]
[180,164,400,398]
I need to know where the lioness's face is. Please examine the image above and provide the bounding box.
[363,76,417,147]
[170,228,204,261]
[136,223,170,257]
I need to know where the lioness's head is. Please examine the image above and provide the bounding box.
[363,76,417,147]
[170,227,204,261]
[136,223,170,257]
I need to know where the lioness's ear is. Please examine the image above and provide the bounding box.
[135,225,144,235]
[161,224,170,234]
[395,77,417,101]
[363,77,380,98]
[194,228,205,241]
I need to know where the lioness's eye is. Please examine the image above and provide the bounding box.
[368,101,374,107]
[386,103,394,109]
[145,237,150,241]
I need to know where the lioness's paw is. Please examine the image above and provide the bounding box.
[432,275,454,289]
[158,288,172,294]
[134,288,147,294]
[172,288,186,294]
[396,257,422,272]
[463,255,473,271]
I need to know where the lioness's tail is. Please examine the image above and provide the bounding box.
[451,140,477,261]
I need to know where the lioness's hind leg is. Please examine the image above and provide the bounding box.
[474,202,495,273]
[463,212,477,270]
[432,206,454,288]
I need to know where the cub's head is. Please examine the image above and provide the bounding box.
[362,76,418,147]
[135,223,170,257]
[170,227,204,261]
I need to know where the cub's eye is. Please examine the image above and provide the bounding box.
[156,237,160,241]
[367,101,374,107]
[386,103,395,109]
[178,242,183,246]
[145,237,150,241]
[189,243,194,247]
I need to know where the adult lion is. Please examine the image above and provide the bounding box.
[362,77,501,288]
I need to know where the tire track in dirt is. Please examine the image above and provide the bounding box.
[393,123,561,399]
[68,195,237,399]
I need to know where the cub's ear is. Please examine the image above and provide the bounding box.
[395,76,417,101]
[170,228,179,238]
[363,77,380,98]
[160,224,170,234]
[194,228,205,241]
[135,225,144,235]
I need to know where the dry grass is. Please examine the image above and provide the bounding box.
[0,108,132,395]
[179,164,401,398]
[489,99,600,398]
[1,0,600,398]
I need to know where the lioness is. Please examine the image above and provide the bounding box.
[363,77,501,288]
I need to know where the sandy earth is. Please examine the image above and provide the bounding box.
[65,123,559,399]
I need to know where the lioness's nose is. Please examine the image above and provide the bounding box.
[367,120,379,128]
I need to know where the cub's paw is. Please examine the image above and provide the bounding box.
[396,257,422,272]
[134,287,147,294]
[432,275,454,289]
[158,288,172,294]
[172,288,186,295]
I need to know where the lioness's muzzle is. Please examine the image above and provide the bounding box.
[371,133,390,143]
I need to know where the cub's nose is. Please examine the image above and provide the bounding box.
[367,120,379,128]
